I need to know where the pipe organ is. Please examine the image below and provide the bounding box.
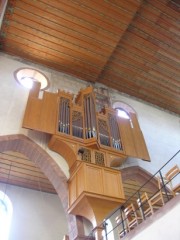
[22,82,150,238]
[58,97,70,134]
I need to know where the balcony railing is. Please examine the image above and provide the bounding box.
[89,150,180,240]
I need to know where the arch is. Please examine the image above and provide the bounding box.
[0,134,68,207]
[121,166,158,202]
[113,101,136,115]
[49,137,77,168]
[121,165,154,183]
[0,134,80,239]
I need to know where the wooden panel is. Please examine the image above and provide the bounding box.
[69,162,125,201]
[85,165,103,195]
[103,169,124,198]
[23,98,42,130]
[76,163,85,197]
[40,92,57,133]
[118,118,137,157]
[69,175,77,206]
[130,113,150,161]
[23,87,57,134]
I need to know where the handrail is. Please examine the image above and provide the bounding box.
[106,149,180,220]
[89,149,180,239]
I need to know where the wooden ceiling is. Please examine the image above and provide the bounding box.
[0,0,179,115]
[0,151,56,194]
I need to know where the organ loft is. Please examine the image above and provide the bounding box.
[22,82,150,239]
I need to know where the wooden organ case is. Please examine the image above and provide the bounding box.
[22,83,150,236]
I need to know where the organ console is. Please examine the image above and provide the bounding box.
[22,82,150,238]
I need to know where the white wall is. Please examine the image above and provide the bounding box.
[123,194,180,240]
[0,183,68,240]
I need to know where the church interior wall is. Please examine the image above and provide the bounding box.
[0,182,68,240]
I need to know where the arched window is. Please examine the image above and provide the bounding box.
[14,68,50,90]
[112,101,150,161]
[0,191,13,240]
[102,219,115,240]
[116,107,133,128]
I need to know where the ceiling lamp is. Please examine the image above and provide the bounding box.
[14,68,49,90]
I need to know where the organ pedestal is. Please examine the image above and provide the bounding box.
[68,161,125,227]
[22,82,150,238]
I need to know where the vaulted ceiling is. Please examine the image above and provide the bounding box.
[0,0,179,115]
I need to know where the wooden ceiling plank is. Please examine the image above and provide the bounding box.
[0,164,53,184]
[146,0,180,20]
[0,177,56,193]
[134,12,180,44]
[4,34,102,77]
[0,169,53,188]
[60,0,126,27]
[16,0,120,43]
[72,0,137,18]
[39,0,126,34]
[107,0,141,10]
[117,42,180,74]
[160,14,180,31]
[2,45,97,82]
[136,74,179,94]
[140,1,179,28]
[0,167,54,187]
[0,160,43,176]
[124,40,179,72]
[122,31,159,54]
[0,152,56,193]
[154,61,180,77]
[118,37,180,74]
[1,0,179,115]
[107,48,180,84]
[103,64,180,98]
[148,70,180,87]
[131,18,180,50]
[7,23,107,68]
[108,65,180,99]
[157,50,180,65]
[127,27,179,59]
[100,80,180,114]
[138,2,180,33]
[108,54,180,91]
[12,9,115,53]
[0,160,53,183]
[0,155,36,168]
[100,70,180,104]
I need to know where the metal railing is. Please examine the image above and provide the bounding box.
[89,150,180,240]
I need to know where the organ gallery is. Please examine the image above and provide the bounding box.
[22,82,150,238]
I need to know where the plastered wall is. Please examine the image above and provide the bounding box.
[123,194,180,240]
[0,183,68,240]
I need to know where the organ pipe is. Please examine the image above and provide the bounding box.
[108,114,122,150]
[84,94,97,139]
[59,97,70,134]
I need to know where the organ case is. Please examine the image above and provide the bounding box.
[22,82,150,233]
